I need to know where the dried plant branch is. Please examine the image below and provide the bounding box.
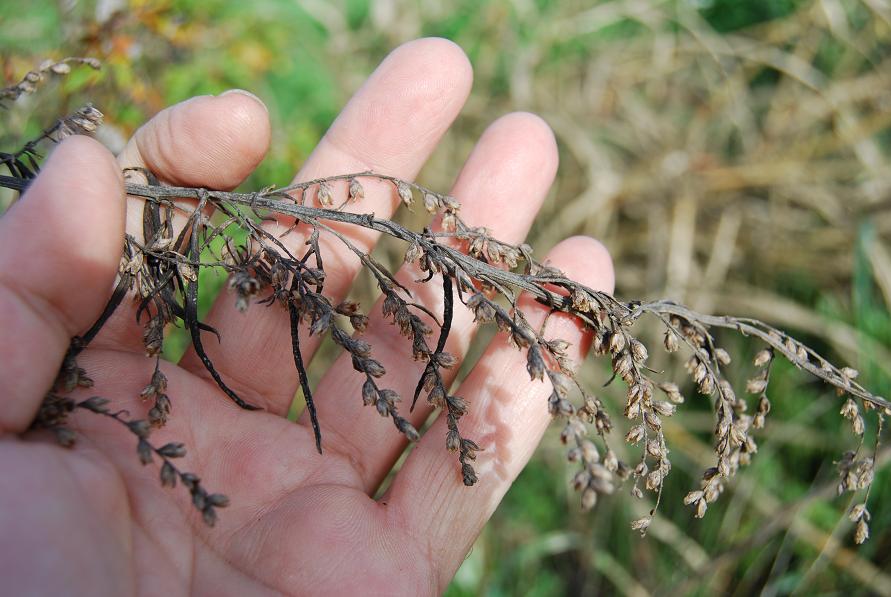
[7,166,888,538]
[0,57,100,105]
[3,86,887,542]
[31,377,228,527]
[0,104,103,184]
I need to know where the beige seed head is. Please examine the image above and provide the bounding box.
[630,516,651,534]
[746,378,768,394]
[348,178,364,201]
[397,181,413,206]
[609,332,626,354]
[317,182,333,207]
[664,330,679,352]
[581,488,598,511]
[753,348,773,367]
[855,519,870,544]
[849,503,866,522]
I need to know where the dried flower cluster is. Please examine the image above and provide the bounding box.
[0,57,100,105]
[2,61,888,543]
[32,358,227,526]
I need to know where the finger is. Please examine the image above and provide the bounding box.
[303,112,559,492]
[93,90,271,352]
[387,236,615,586]
[0,136,125,434]
[179,38,473,412]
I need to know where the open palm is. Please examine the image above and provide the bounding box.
[0,39,614,596]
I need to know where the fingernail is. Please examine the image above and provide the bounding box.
[219,88,268,114]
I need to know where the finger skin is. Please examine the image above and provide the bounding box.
[92,90,272,353]
[302,112,559,492]
[388,236,615,589]
[0,136,125,433]
[179,37,474,413]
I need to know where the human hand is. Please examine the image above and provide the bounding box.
[0,38,613,595]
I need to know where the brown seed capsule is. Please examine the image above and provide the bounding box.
[664,330,679,353]
[714,347,731,366]
[441,212,457,231]
[630,516,651,534]
[646,438,663,458]
[684,490,704,505]
[572,470,591,492]
[526,345,546,381]
[695,498,708,518]
[625,425,645,444]
[317,182,333,207]
[614,354,633,380]
[630,339,648,363]
[397,181,413,206]
[852,415,865,436]
[609,332,626,354]
[571,289,591,312]
[423,192,439,213]
[580,440,599,464]
[398,419,420,442]
[841,367,860,381]
[746,378,768,394]
[348,178,364,201]
[855,519,870,544]
[137,439,153,465]
[646,470,663,491]
[753,348,773,367]
[160,462,177,488]
[644,411,662,432]
[362,379,376,406]
[653,401,676,417]
[840,398,858,419]
[581,488,598,511]
[698,375,715,396]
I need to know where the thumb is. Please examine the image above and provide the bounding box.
[0,135,125,434]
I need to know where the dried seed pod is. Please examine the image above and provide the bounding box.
[581,488,598,511]
[653,401,676,417]
[630,516,651,535]
[849,503,867,522]
[695,498,708,518]
[625,425,645,444]
[348,178,364,202]
[526,345,546,381]
[397,181,413,206]
[855,519,870,544]
[746,378,768,394]
[317,182,333,207]
[609,332,626,354]
[630,339,649,363]
[753,348,773,367]
[664,329,680,352]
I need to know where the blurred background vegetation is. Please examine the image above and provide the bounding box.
[3,0,891,594]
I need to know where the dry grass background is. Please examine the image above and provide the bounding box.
[3,0,891,594]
